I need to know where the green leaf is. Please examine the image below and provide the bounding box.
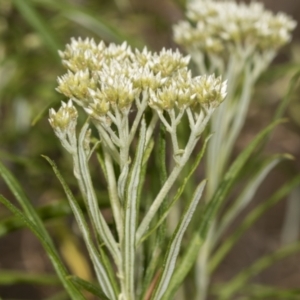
[77,123,121,265]
[161,119,283,299]
[219,241,300,299]
[138,127,167,299]
[0,195,85,300]
[0,200,71,237]
[97,152,108,182]
[31,99,59,126]
[136,138,154,217]
[0,160,55,246]
[274,69,300,121]
[199,120,284,241]
[238,284,300,300]
[259,69,300,151]
[152,180,206,300]
[70,276,111,300]
[44,291,69,300]
[156,124,168,188]
[12,0,61,58]
[258,62,300,84]
[0,270,60,286]
[0,197,110,238]
[139,245,162,300]
[137,134,211,246]
[213,154,291,247]
[281,186,300,245]
[156,124,168,245]
[43,156,118,300]
[209,174,300,274]
[123,118,147,298]
[30,0,142,47]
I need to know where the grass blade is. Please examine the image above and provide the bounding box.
[44,291,69,300]
[258,69,300,152]
[213,154,291,246]
[0,200,71,237]
[199,120,284,239]
[0,160,56,246]
[0,270,60,286]
[281,186,300,244]
[30,0,141,46]
[209,174,300,273]
[12,0,61,57]
[70,276,111,300]
[161,119,283,299]
[218,241,300,299]
[273,69,300,121]
[31,99,59,126]
[0,195,85,300]
[156,124,168,245]
[238,284,300,299]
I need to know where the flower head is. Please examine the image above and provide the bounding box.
[56,69,97,103]
[49,100,78,139]
[55,38,227,125]
[58,37,106,72]
[173,1,296,55]
[191,75,227,108]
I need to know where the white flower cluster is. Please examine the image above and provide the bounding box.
[173,1,296,54]
[49,100,78,140]
[55,37,227,122]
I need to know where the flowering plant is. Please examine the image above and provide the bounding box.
[0,1,299,300]
[174,0,296,195]
[47,39,227,300]
[172,1,298,299]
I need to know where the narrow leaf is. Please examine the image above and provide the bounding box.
[156,124,168,245]
[162,119,283,299]
[259,69,300,151]
[281,186,300,244]
[43,156,118,300]
[199,120,284,239]
[12,0,61,57]
[44,291,69,300]
[77,124,121,265]
[137,138,154,215]
[0,270,60,286]
[273,69,300,121]
[0,198,110,238]
[157,124,168,187]
[213,154,291,246]
[97,152,108,181]
[209,174,300,273]
[0,160,52,241]
[0,195,85,300]
[123,118,147,298]
[219,241,300,299]
[31,99,59,126]
[70,276,111,300]
[30,0,141,46]
[238,284,300,300]
[152,180,206,300]
[138,134,211,245]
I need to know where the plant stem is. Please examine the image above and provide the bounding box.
[136,110,212,243]
[76,124,122,265]
[104,149,124,242]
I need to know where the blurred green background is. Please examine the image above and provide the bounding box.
[0,0,300,299]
